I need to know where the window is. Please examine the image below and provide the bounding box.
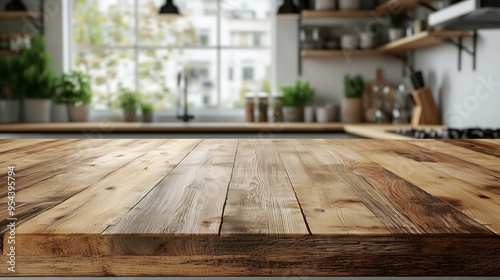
[243,67,254,81]
[71,0,274,110]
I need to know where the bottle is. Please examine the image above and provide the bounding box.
[245,93,255,123]
[273,96,283,123]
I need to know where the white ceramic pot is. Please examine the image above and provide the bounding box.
[68,105,90,122]
[283,107,304,122]
[24,99,51,123]
[0,100,20,123]
[304,106,315,123]
[339,0,360,10]
[52,103,69,122]
[359,33,375,49]
[315,0,336,10]
[389,28,404,41]
[341,35,357,50]
[316,107,329,123]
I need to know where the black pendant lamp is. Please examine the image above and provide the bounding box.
[159,0,180,16]
[278,0,299,14]
[5,0,27,11]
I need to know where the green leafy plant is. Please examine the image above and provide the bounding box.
[345,74,365,98]
[117,88,141,112]
[389,13,407,29]
[0,57,23,100]
[141,102,154,115]
[55,71,92,105]
[281,80,315,107]
[18,33,57,99]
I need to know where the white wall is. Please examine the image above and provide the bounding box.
[414,29,500,128]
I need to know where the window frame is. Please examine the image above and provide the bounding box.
[69,0,276,113]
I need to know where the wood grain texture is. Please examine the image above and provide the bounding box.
[220,140,309,236]
[342,140,500,234]
[106,139,237,235]
[276,140,390,235]
[0,139,498,277]
[16,140,201,234]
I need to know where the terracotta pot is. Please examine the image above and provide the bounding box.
[342,98,363,123]
[0,100,20,123]
[24,99,51,123]
[142,113,153,123]
[283,107,304,122]
[68,105,90,122]
[124,111,136,122]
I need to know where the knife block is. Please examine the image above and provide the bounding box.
[411,87,441,125]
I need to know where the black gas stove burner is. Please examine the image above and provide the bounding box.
[393,128,500,139]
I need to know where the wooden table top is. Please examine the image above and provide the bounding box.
[1,139,499,276]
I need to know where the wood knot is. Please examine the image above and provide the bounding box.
[314,208,325,213]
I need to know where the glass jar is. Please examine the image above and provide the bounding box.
[245,94,255,123]
[273,97,283,123]
[258,94,269,123]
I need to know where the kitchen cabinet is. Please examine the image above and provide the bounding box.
[1,138,498,276]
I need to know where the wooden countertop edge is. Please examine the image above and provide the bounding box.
[0,123,447,138]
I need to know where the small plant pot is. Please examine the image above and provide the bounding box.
[304,106,315,123]
[52,103,69,123]
[283,107,304,122]
[124,111,136,122]
[24,99,51,123]
[389,28,404,41]
[68,105,90,122]
[342,98,363,123]
[0,100,20,123]
[142,113,154,123]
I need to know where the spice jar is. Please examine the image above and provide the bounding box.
[245,93,255,122]
[258,93,269,123]
[273,96,283,123]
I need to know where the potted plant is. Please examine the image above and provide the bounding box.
[55,71,92,122]
[0,57,22,123]
[141,102,155,123]
[389,12,407,41]
[117,88,141,122]
[281,80,315,122]
[342,74,364,123]
[20,33,57,123]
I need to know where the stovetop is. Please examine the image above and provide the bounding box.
[391,128,500,139]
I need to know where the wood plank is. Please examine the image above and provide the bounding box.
[1,251,499,277]
[0,140,168,234]
[320,140,491,235]
[220,140,309,236]
[15,140,200,235]
[343,140,500,234]
[0,139,82,165]
[0,139,54,153]
[301,9,372,18]
[106,139,237,235]
[409,140,500,170]
[444,140,500,158]
[301,50,381,58]
[375,0,439,13]
[0,11,39,19]
[377,30,473,53]
[276,140,390,235]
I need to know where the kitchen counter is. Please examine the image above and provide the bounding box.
[0,122,346,133]
[1,139,499,276]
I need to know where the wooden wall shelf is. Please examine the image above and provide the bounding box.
[378,30,474,53]
[301,50,380,58]
[0,11,39,20]
[375,0,439,13]
[301,10,373,19]
[301,31,473,58]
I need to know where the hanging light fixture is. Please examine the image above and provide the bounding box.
[159,0,180,16]
[277,0,299,14]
